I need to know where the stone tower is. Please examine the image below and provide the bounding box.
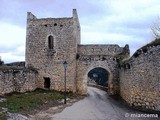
[25,9,80,92]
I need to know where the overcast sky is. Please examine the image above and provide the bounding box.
[0,0,160,63]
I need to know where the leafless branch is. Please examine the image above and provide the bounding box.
[151,16,160,39]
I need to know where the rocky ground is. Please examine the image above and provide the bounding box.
[0,98,81,120]
[1,87,159,120]
[0,91,84,120]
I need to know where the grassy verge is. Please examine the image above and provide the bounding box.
[0,88,78,114]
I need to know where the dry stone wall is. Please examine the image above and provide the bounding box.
[0,66,37,95]
[120,45,160,111]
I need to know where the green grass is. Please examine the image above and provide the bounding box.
[0,112,7,120]
[0,88,76,113]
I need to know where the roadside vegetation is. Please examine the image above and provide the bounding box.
[0,88,80,119]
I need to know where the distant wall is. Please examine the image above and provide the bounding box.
[120,45,160,111]
[0,66,37,95]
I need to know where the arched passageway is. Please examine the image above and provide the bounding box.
[88,67,109,87]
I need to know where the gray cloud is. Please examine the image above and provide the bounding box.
[0,0,160,63]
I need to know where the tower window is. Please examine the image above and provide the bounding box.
[48,35,54,49]
[54,23,57,26]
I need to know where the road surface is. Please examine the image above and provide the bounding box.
[51,87,158,120]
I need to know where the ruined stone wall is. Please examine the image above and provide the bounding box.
[0,66,37,95]
[78,44,123,55]
[25,9,80,92]
[120,45,160,111]
[25,9,134,95]
[76,45,124,95]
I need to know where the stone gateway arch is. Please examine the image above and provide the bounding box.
[88,67,109,87]
[76,45,129,95]
[25,9,129,95]
[1,9,159,112]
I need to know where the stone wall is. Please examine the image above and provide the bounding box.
[25,9,80,92]
[77,44,123,56]
[0,66,37,95]
[76,45,125,95]
[25,9,132,95]
[120,44,160,111]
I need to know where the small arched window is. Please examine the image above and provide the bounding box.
[48,35,54,49]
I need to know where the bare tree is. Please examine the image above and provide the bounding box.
[151,17,160,39]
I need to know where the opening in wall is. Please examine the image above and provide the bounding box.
[48,35,54,49]
[44,77,51,89]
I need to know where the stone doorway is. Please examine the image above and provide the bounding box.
[44,77,51,89]
[88,67,109,87]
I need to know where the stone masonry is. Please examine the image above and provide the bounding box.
[0,65,37,95]
[76,45,127,95]
[26,9,80,93]
[25,9,129,95]
[0,9,159,112]
[120,41,160,111]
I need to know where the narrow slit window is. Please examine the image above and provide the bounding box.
[48,35,54,49]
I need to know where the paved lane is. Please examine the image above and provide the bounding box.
[51,87,159,120]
